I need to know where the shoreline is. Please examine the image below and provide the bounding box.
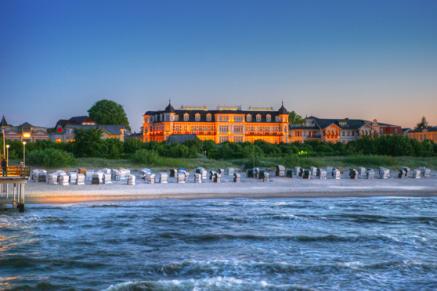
[24,178,437,204]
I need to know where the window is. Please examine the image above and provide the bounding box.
[266,114,271,122]
[256,114,262,122]
[233,125,244,133]
[195,113,201,122]
[219,126,229,133]
[206,113,212,121]
[218,115,229,122]
[234,116,243,122]
[174,114,179,121]
[184,113,189,121]
[275,116,280,122]
[246,114,252,122]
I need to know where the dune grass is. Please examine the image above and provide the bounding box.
[26,155,437,170]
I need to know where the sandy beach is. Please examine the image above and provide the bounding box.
[25,176,437,204]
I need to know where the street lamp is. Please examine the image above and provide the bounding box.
[6,144,9,167]
[22,141,26,167]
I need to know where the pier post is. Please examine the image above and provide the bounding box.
[17,183,25,212]
[0,176,27,212]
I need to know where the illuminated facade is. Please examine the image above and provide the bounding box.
[143,102,290,143]
[407,127,437,143]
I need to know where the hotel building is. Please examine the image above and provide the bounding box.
[143,102,290,144]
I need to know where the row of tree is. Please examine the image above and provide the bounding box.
[2,129,435,164]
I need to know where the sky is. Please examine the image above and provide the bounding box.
[0,0,436,131]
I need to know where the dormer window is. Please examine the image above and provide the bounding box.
[256,114,262,122]
[206,113,212,122]
[266,114,271,122]
[184,113,189,121]
[246,114,252,122]
[195,113,201,122]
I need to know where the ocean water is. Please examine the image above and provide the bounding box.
[1,197,437,291]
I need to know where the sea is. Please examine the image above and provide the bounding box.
[1,197,436,290]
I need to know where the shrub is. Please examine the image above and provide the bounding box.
[130,149,161,164]
[123,138,144,154]
[27,149,75,167]
[102,139,124,159]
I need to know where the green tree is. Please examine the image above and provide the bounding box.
[88,99,131,130]
[416,116,429,130]
[289,111,304,125]
[74,128,104,157]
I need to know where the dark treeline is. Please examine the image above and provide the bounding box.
[1,129,436,167]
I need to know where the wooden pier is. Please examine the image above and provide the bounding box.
[0,166,30,212]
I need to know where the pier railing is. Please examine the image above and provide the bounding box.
[2,166,30,178]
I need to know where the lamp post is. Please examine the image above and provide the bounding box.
[2,128,5,159]
[22,141,26,167]
[6,144,10,167]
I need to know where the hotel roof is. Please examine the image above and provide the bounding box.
[145,103,289,119]
[0,115,8,127]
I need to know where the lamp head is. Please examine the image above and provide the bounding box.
[6,144,10,148]
[22,141,27,145]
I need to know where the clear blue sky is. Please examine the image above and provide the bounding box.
[1,0,436,131]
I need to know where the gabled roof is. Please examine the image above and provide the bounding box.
[68,116,95,125]
[52,124,126,135]
[55,116,96,128]
[97,125,125,135]
[18,122,34,128]
[302,116,387,130]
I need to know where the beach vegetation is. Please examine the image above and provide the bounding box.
[130,149,161,164]
[27,148,75,167]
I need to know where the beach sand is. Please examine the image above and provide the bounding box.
[25,176,437,204]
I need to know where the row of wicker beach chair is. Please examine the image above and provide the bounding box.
[30,165,432,186]
[31,167,243,186]
[271,165,432,180]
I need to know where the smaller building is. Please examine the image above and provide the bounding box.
[49,116,127,142]
[0,116,49,142]
[289,116,402,144]
[407,127,437,143]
